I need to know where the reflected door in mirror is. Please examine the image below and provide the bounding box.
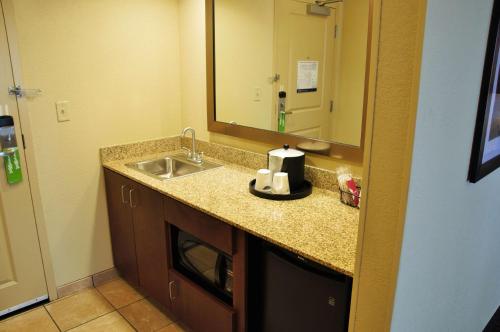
[274,0,336,140]
[213,0,369,147]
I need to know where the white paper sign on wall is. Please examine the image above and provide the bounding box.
[297,61,319,93]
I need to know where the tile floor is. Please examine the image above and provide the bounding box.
[0,278,188,332]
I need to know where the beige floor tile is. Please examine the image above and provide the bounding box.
[119,298,173,332]
[96,278,143,309]
[157,323,189,332]
[45,288,113,331]
[0,307,59,332]
[68,312,134,332]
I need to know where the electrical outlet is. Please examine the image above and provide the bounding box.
[253,87,262,102]
[55,101,70,122]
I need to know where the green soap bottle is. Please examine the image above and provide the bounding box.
[0,115,23,185]
[278,91,287,133]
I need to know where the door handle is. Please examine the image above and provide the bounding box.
[270,73,280,82]
[169,281,176,301]
[129,189,137,208]
[8,85,43,98]
[121,185,129,204]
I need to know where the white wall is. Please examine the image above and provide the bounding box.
[179,0,209,141]
[214,0,274,130]
[391,0,500,331]
[12,0,182,286]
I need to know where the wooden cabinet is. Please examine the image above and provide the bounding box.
[105,170,247,331]
[169,270,234,332]
[104,169,169,308]
[165,196,247,332]
[131,183,169,308]
[104,169,138,286]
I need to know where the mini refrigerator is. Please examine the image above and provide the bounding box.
[248,237,353,332]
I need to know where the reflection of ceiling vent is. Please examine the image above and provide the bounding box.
[307,0,344,16]
[307,4,331,16]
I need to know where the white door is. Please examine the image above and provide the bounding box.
[0,3,48,316]
[274,0,337,139]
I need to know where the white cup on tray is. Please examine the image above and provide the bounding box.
[255,169,272,192]
[272,172,290,195]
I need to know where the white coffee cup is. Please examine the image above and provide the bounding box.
[272,172,290,195]
[255,169,272,192]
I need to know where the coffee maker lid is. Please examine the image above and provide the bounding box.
[268,144,304,158]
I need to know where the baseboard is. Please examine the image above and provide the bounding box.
[56,277,93,299]
[92,268,119,287]
[56,267,119,299]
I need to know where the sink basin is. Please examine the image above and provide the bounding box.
[126,154,222,180]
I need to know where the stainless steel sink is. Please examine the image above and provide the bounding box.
[126,154,222,180]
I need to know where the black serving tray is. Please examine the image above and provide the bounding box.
[249,179,312,201]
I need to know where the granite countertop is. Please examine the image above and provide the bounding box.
[102,151,359,276]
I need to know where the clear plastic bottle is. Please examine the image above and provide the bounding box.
[0,115,22,184]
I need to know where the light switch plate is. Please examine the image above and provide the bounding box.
[55,101,70,122]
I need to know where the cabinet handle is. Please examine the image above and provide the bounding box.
[120,185,129,204]
[129,189,137,208]
[169,281,176,301]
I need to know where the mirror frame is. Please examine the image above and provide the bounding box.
[206,0,374,163]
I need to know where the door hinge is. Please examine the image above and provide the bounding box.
[329,100,334,113]
[21,134,26,149]
[334,25,338,39]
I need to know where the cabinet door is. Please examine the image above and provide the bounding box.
[103,169,138,286]
[169,270,234,332]
[131,183,169,308]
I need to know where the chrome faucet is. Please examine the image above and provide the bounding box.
[181,127,203,164]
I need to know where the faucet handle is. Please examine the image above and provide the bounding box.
[182,147,192,158]
[195,151,204,163]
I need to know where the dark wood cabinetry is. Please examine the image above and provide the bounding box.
[165,197,233,255]
[131,183,169,308]
[105,170,247,332]
[105,168,351,332]
[165,196,247,332]
[104,170,139,286]
[169,270,235,332]
[104,169,169,308]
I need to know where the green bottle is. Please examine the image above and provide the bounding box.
[278,91,287,133]
[0,115,23,185]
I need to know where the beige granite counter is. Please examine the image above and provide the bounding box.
[102,147,359,277]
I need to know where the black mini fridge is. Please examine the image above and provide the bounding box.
[248,237,352,332]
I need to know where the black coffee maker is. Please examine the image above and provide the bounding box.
[267,144,305,191]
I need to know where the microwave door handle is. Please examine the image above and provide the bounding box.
[214,254,224,288]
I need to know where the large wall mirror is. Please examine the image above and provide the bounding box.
[206,0,375,162]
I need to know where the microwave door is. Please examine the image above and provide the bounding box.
[180,239,218,284]
[179,240,202,274]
